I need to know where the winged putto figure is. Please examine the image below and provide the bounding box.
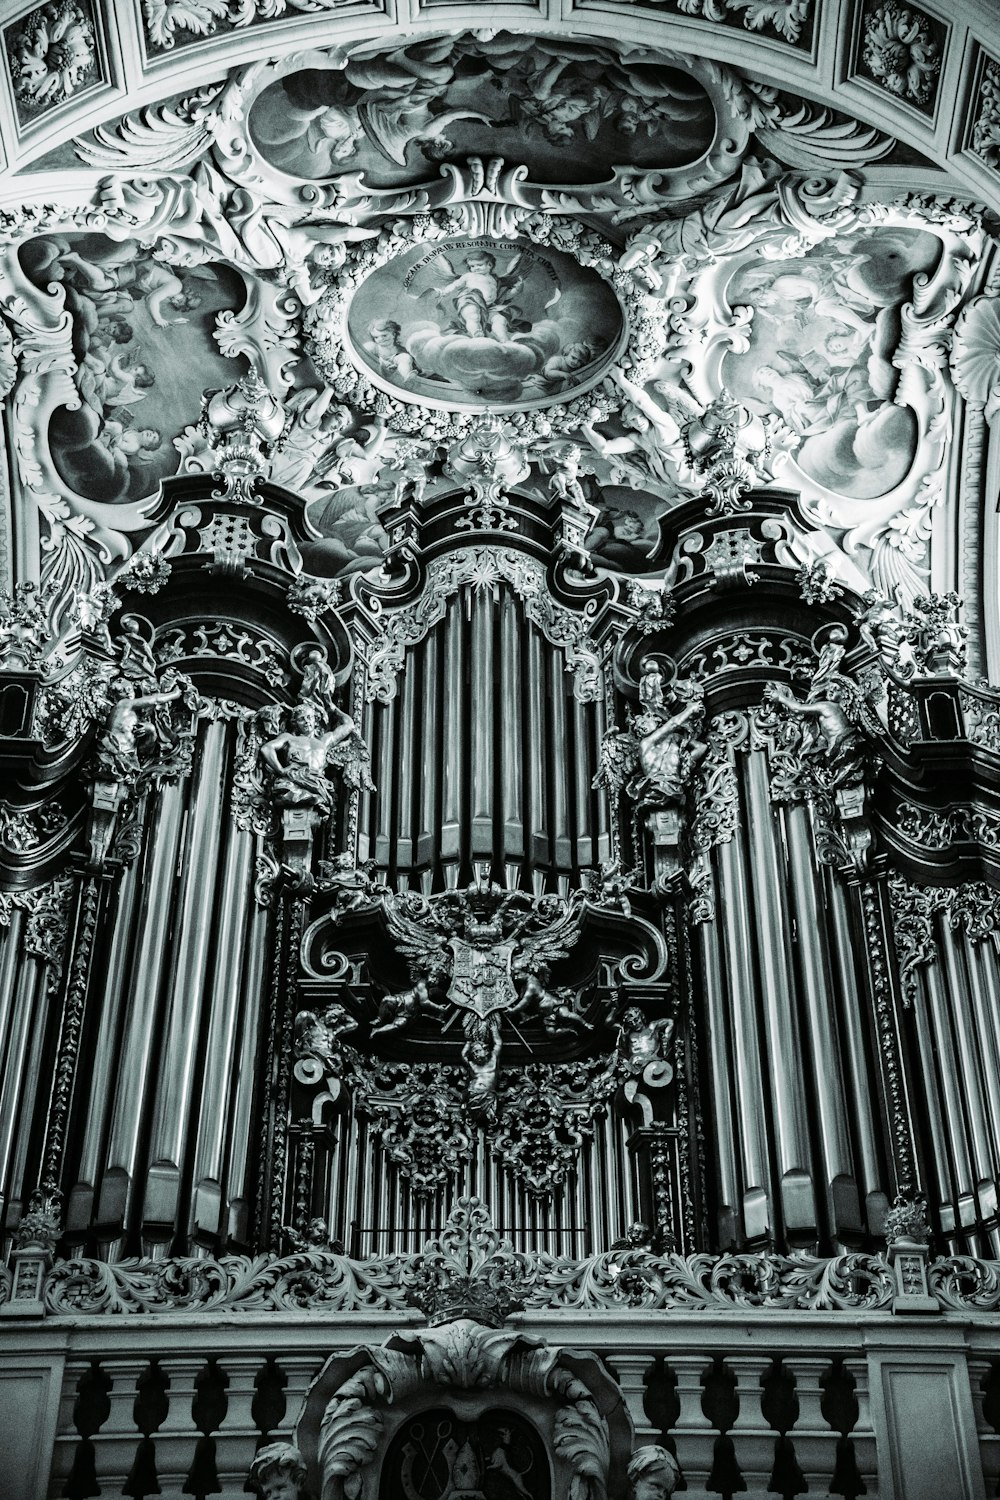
[594,665,707,809]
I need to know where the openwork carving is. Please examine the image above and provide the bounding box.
[37,1190,905,1317]
[887,875,1000,1006]
[361,548,602,705]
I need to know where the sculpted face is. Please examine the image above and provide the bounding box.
[632,1473,675,1500]
[260,1475,299,1500]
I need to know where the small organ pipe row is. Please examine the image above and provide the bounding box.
[358,583,609,890]
[910,918,1000,1254]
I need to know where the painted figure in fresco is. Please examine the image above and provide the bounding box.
[724,228,942,499]
[627,1445,682,1500]
[345,233,618,406]
[271,388,355,493]
[429,249,528,342]
[248,1442,308,1500]
[249,36,490,178]
[366,320,416,383]
[585,508,655,570]
[23,232,240,505]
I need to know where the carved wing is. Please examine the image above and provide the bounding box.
[379,891,454,976]
[515,896,585,974]
[592,727,639,798]
[327,729,376,793]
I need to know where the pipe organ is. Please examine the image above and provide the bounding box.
[1,468,995,1285]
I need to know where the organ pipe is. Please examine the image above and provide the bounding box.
[66,836,145,1237]
[98,780,186,1242]
[143,721,228,1246]
[785,804,857,1234]
[470,587,494,856]
[189,817,254,1246]
[716,828,772,1243]
[744,753,814,1234]
[696,915,740,1248]
[224,869,270,1247]
[826,875,886,1224]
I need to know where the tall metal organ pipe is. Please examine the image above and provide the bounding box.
[695,717,891,1252]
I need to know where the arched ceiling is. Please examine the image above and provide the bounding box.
[1,0,999,672]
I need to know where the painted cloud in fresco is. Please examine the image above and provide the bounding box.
[345,237,622,408]
[722,227,942,500]
[248,33,716,188]
[19,233,243,503]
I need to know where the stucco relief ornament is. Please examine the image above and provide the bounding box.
[666,0,811,44]
[973,61,1000,170]
[952,295,1000,424]
[444,421,530,531]
[861,2,941,106]
[6,2,97,116]
[200,372,286,503]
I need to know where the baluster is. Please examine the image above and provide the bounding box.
[727,1354,773,1500]
[782,1356,837,1494]
[669,1354,714,1490]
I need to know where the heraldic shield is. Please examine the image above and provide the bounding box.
[448,936,519,1020]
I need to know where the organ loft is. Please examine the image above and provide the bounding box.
[2,2,1000,1496]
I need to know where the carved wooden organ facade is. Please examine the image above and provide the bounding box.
[5,5,1000,1496]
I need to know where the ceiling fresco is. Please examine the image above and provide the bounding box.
[0,5,996,652]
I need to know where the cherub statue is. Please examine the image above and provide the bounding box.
[547,442,589,508]
[638,656,666,713]
[586,857,635,917]
[96,680,183,784]
[627,1445,681,1500]
[316,852,378,914]
[248,1441,308,1500]
[294,644,338,728]
[765,681,864,788]
[371,966,451,1037]
[293,1002,358,1073]
[260,701,373,815]
[116,614,158,687]
[614,1006,674,1089]
[510,962,593,1036]
[462,1018,502,1124]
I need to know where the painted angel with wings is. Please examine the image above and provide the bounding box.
[422,248,538,343]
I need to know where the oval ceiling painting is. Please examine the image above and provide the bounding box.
[344,237,625,410]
